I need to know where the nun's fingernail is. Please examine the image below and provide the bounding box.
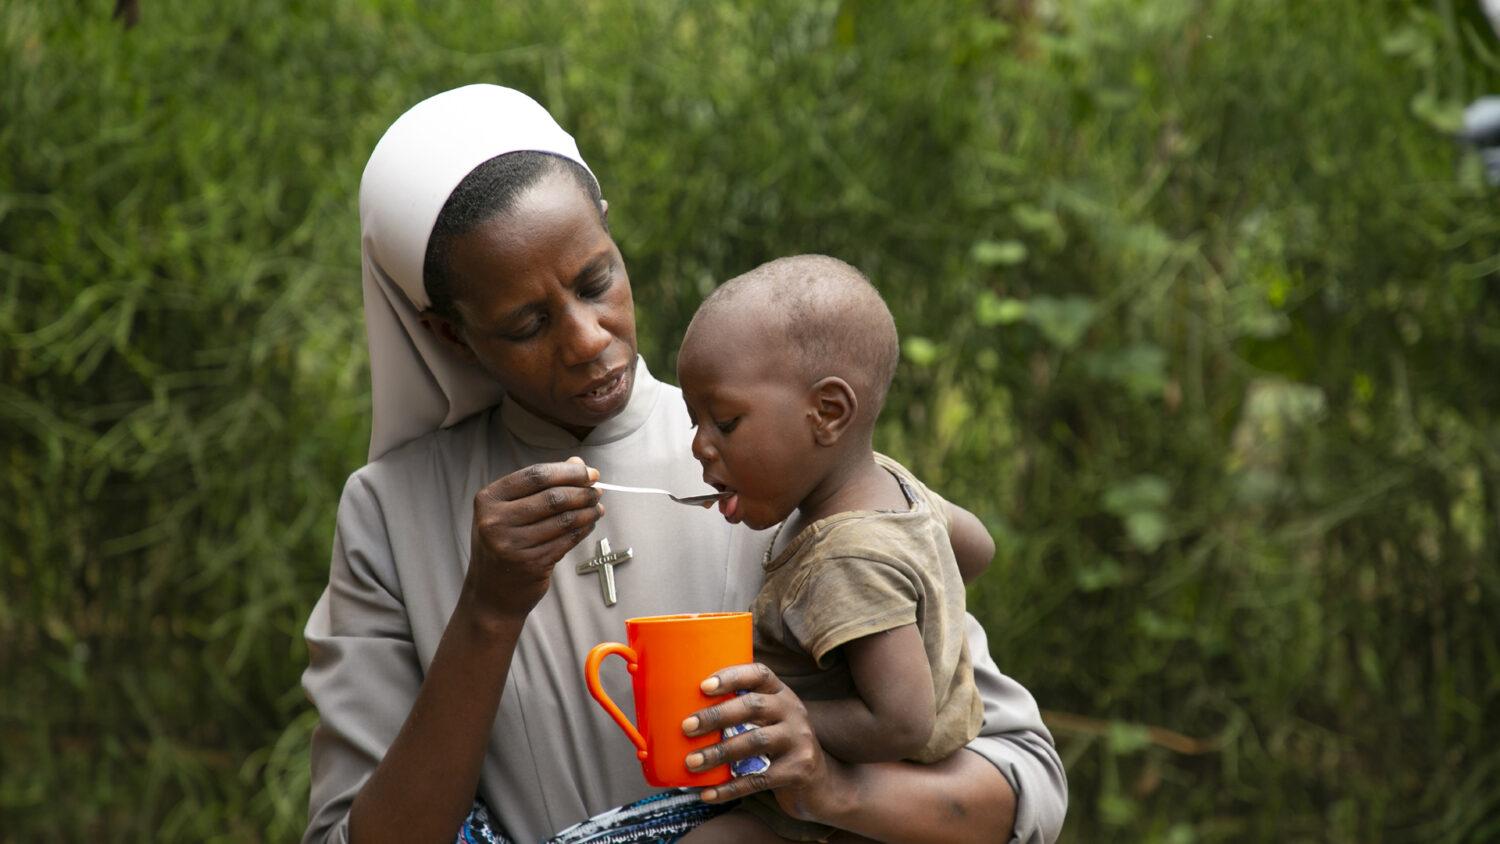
[588,468,600,482]
[686,752,704,769]
[701,677,721,693]
[682,716,700,733]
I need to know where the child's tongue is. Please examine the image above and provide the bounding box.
[719,493,741,523]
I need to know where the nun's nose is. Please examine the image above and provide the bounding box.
[558,304,612,367]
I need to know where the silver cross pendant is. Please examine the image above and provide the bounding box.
[576,537,633,606]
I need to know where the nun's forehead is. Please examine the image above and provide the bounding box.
[359,85,595,311]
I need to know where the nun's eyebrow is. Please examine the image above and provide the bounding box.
[492,252,613,327]
[571,253,612,286]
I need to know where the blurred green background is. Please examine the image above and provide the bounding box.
[4,0,1498,840]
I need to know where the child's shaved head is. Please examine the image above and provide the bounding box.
[687,255,900,424]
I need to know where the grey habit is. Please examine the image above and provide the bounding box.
[302,358,1067,843]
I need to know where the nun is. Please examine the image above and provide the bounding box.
[302,84,1066,844]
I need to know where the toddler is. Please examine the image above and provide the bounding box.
[677,255,994,842]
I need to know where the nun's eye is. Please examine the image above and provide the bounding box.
[580,272,612,299]
[715,417,741,434]
[504,315,546,341]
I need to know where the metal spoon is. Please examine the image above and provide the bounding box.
[592,481,732,507]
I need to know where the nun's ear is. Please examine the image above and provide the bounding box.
[419,311,479,365]
[600,198,609,219]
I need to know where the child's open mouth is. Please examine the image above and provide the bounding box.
[709,482,741,523]
[718,493,740,522]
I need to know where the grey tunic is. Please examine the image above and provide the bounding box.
[302,358,1067,843]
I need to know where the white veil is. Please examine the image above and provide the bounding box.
[358,84,597,461]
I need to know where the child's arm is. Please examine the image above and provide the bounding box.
[944,501,995,584]
[803,624,935,763]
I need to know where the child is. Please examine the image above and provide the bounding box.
[676,255,994,842]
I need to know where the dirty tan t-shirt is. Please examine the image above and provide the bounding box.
[751,453,984,764]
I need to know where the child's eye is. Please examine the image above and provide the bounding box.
[715,417,741,434]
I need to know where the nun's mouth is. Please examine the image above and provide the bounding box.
[575,367,630,412]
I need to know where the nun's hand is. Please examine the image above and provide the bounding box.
[467,456,603,620]
[680,664,847,824]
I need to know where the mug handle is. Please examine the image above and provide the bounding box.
[584,642,648,760]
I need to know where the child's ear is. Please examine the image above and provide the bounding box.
[809,376,858,446]
[419,310,480,365]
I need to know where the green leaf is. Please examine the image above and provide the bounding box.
[1076,557,1125,591]
[1136,608,1193,641]
[1103,475,1172,514]
[1124,510,1169,551]
[1358,643,1385,691]
[1100,793,1139,826]
[833,0,859,46]
[902,336,939,367]
[1026,295,1095,348]
[971,239,1028,266]
[1084,343,1167,399]
[975,291,1029,326]
[1104,475,1171,550]
[1011,204,1065,249]
[1382,26,1434,67]
[1410,90,1463,134]
[1107,721,1154,754]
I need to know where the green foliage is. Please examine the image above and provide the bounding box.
[3,0,1497,840]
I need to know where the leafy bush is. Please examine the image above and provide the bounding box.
[3,1,1496,840]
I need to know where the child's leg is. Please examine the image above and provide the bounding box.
[680,808,791,843]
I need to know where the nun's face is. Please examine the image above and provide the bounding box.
[431,170,638,438]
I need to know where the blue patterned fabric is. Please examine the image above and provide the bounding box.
[457,789,735,844]
[721,722,771,777]
[458,802,510,843]
[723,690,772,777]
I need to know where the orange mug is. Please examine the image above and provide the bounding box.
[584,612,752,787]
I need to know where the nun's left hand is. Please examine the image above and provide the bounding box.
[679,663,847,823]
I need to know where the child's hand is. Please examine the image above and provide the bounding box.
[945,501,995,584]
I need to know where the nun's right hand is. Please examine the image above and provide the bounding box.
[466,456,603,620]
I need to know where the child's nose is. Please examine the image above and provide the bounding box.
[690,428,716,464]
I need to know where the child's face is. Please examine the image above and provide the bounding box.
[678,317,825,531]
